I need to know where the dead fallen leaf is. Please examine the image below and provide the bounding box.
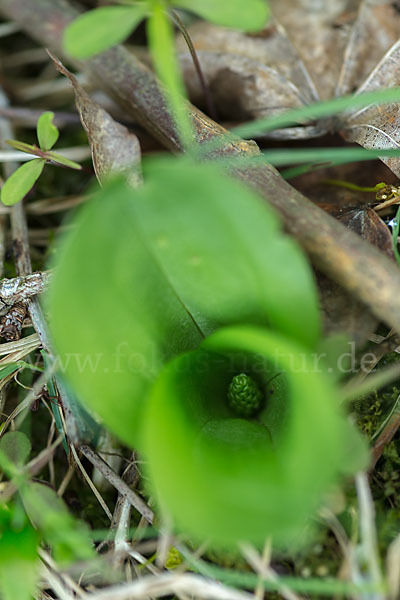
[338,207,394,258]
[48,53,142,187]
[317,272,378,347]
[177,0,400,173]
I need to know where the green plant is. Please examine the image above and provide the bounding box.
[1,112,81,207]
[64,0,269,147]
[4,2,400,597]
[48,156,367,546]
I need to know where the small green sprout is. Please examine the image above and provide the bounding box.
[1,111,81,207]
[227,373,263,417]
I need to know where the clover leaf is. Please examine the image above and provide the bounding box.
[1,159,46,207]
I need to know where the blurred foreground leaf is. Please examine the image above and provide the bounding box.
[0,508,38,600]
[64,5,148,59]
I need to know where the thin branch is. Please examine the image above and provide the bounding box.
[0,272,52,313]
[370,394,400,470]
[355,473,385,600]
[79,444,154,525]
[82,572,254,600]
[0,146,91,163]
[70,443,113,521]
[240,543,303,600]
[386,533,400,600]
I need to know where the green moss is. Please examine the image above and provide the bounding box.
[352,376,400,549]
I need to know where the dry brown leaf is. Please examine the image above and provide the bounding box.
[317,207,392,344]
[269,0,359,100]
[338,207,394,258]
[178,0,400,172]
[317,272,378,346]
[49,53,142,187]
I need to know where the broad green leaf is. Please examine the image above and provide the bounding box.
[1,159,45,206]
[37,111,59,151]
[64,5,148,59]
[0,431,31,467]
[22,483,94,563]
[6,139,39,155]
[46,151,82,170]
[145,325,368,546]
[48,157,320,447]
[48,173,204,445]
[0,517,38,600]
[174,0,269,32]
[137,158,320,347]
[147,5,193,147]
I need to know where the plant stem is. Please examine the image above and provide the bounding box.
[79,444,154,524]
[170,9,217,121]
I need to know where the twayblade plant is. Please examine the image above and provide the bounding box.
[48,157,368,547]
[3,0,400,596]
[42,0,400,570]
[0,111,81,206]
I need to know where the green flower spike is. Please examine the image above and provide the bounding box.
[227,373,262,417]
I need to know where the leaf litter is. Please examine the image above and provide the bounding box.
[177,0,400,174]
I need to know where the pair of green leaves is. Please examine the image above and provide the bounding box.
[48,157,320,445]
[48,157,367,545]
[64,0,269,147]
[1,112,81,207]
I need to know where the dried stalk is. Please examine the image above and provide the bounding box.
[80,572,254,600]
[80,444,154,525]
[2,0,400,332]
[0,271,52,314]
